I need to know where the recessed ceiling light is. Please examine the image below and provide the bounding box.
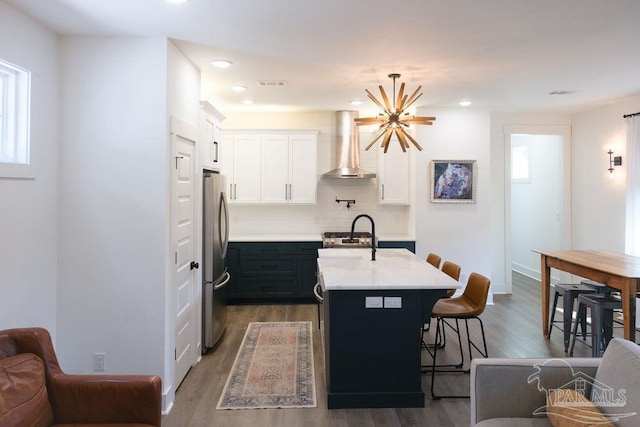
[211,60,232,68]
[232,85,247,92]
[459,100,472,107]
[350,100,363,106]
[242,99,255,105]
[166,0,189,3]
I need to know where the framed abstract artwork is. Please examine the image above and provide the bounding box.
[430,160,477,203]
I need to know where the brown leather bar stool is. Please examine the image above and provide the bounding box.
[426,253,442,268]
[421,260,461,339]
[547,283,596,352]
[441,261,461,297]
[424,272,491,399]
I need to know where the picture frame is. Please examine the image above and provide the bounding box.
[430,160,477,203]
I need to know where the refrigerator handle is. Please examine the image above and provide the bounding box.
[219,190,230,259]
[213,271,231,290]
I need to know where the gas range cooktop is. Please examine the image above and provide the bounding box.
[321,232,375,248]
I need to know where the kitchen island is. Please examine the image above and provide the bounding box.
[317,248,460,409]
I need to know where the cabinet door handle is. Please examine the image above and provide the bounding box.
[213,141,219,163]
[381,183,385,200]
[313,282,323,302]
[285,184,288,200]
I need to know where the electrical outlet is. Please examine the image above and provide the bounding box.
[93,352,106,372]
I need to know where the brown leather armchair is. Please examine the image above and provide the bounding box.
[0,327,162,427]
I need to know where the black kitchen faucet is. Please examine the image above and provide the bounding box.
[350,214,376,261]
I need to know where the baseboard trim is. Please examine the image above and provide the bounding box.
[162,386,173,415]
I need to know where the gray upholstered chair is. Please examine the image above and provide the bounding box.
[471,338,640,426]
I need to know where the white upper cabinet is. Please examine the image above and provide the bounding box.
[378,136,411,205]
[262,133,317,204]
[261,135,291,203]
[199,101,225,171]
[221,134,262,204]
[224,130,318,204]
[288,134,318,204]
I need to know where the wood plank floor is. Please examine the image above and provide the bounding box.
[163,273,604,427]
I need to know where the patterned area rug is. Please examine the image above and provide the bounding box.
[216,321,316,410]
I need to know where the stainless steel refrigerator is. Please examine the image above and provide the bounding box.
[202,169,230,352]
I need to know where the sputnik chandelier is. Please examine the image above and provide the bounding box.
[355,73,435,152]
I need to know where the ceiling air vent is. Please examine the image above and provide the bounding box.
[258,80,287,87]
[548,90,575,95]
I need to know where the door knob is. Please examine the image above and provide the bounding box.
[190,261,199,270]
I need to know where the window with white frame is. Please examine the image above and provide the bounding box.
[0,58,31,165]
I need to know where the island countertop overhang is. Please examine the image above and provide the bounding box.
[317,248,461,291]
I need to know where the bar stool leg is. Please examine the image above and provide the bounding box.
[602,309,614,355]
[580,306,588,340]
[561,291,575,352]
[592,306,603,357]
[569,303,585,357]
[548,290,560,339]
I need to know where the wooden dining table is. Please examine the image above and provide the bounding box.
[533,250,640,342]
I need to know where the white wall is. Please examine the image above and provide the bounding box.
[57,37,168,382]
[0,2,59,337]
[571,95,640,251]
[413,107,492,284]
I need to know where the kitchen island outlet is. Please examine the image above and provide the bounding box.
[317,249,460,409]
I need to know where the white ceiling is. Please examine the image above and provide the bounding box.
[7,0,640,115]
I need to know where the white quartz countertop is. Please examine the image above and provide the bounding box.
[317,248,461,291]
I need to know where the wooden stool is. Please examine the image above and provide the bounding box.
[547,283,596,352]
[569,293,622,357]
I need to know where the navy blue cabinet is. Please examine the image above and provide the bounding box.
[225,241,322,303]
[378,241,416,253]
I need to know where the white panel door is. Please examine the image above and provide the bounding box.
[171,116,198,388]
[289,135,317,204]
[262,135,289,203]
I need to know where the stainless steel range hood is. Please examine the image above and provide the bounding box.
[322,110,376,179]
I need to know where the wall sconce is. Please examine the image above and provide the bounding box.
[608,150,622,173]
